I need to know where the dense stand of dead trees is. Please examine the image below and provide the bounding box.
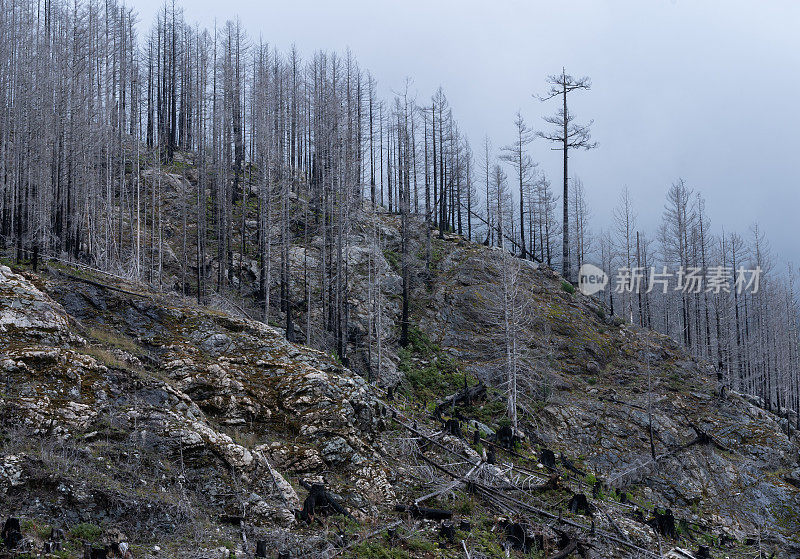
[0,0,482,372]
[595,180,800,430]
[1,0,798,425]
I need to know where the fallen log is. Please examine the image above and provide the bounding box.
[414,463,480,505]
[434,382,486,415]
[394,504,453,521]
[560,454,587,477]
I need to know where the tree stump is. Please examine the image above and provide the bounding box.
[653,508,676,539]
[297,482,350,523]
[255,540,268,557]
[504,522,534,553]
[540,448,556,468]
[568,493,593,516]
[1,518,22,549]
[439,521,455,543]
[444,418,463,438]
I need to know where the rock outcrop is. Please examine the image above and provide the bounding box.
[0,264,392,555]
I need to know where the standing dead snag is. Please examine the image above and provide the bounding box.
[536,68,597,283]
[296,481,351,523]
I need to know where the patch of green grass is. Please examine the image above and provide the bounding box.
[404,326,440,357]
[463,395,506,425]
[383,249,401,271]
[69,523,102,543]
[406,538,436,553]
[86,326,142,356]
[346,542,410,559]
[561,280,575,294]
[21,518,51,541]
[400,355,469,403]
[594,306,606,320]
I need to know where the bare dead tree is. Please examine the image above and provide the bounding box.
[536,69,596,283]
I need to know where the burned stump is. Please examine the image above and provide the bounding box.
[444,418,463,438]
[296,482,350,523]
[492,424,520,450]
[439,521,456,543]
[1,518,22,549]
[503,521,540,554]
[540,448,556,468]
[652,508,676,539]
[568,493,593,516]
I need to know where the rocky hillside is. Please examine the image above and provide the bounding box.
[0,263,391,557]
[406,233,800,556]
[1,211,799,558]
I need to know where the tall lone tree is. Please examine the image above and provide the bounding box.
[537,69,596,282]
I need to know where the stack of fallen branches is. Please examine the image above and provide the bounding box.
[381,400,665,558]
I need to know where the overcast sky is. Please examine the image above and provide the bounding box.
[133,0,800,268]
